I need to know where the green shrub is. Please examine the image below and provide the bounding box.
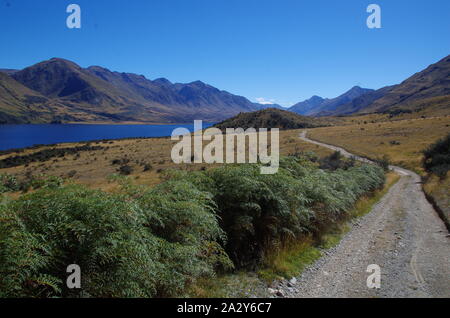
[167,156,385,269]
[423,133,450,179]
[0,181,228,298]
[373,155,391,172]
[319,151,356,171]
[0,174,19,193]
[0,154,385,297]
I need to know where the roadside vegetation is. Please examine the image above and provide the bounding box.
[422,133,450,228]
[0,153,385,298]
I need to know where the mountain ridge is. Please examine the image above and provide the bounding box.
[2,54,449,123]
[1,58,272,123]
[327,54,450,116]
[289,86,374,116]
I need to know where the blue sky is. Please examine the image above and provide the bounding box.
[1,0,449,106]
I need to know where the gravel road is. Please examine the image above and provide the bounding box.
[280,132,450,298]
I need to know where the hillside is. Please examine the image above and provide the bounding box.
[319,85,396,116]
[328,54,450,116]
[1,58,270,124]
[289,54,450,118]
[0,72,53,124]
[362,54,450,114]
[214,108,331,130]
[288,95,325,115]
[289,86,374,116]
[0,69,18,75]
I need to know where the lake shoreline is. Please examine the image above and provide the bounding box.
[0,135,173,156]
[0,123,215,153]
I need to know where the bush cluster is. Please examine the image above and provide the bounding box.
[0,174,63,194]
[318,151,356,171]
[0,180,228,298]
[172,157,385,268]
[0,145,104,169]
[423,133,450,179]
[0,155,385,297]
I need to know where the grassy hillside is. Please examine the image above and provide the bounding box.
[307,116,450,174]
[214,108,337,131]
[0,72,51,123]
[360,54,450,114]
[308,117,450,174]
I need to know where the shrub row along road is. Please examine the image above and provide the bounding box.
[289,131,450,298]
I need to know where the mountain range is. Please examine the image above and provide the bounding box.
[1,54,449,124]
[289,54,450,117]
[289,86,374,116]
[0,58,278,124]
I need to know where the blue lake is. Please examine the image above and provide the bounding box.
[0,123,214,151]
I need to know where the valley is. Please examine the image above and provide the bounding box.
[0,52,448,299]
[1,0,449,302]
[1,104,449,298]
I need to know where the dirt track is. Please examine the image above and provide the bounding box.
[284,132,450,298]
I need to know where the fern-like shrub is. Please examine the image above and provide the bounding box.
[0,182,228,298]
[0,154,384,297]
[168,157,385,268]
[0,174,20,193]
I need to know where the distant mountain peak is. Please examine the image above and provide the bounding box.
[87,65,111,72]
[288,95,325,115]
[309,95,325,101]
[46,58,82,68]
[4,57,265,123]
[154,78,172,85]
[289,86,374,116]
[188,80,208,87]
[0,69,19,75]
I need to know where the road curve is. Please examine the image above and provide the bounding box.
[285,131,450,298]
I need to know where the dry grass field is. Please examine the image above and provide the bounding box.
[0,129,334,190]
[307,115,450,174]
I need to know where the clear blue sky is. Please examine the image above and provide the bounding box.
[1,0,449,106]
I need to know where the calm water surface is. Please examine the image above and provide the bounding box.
[0,123,214,151]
